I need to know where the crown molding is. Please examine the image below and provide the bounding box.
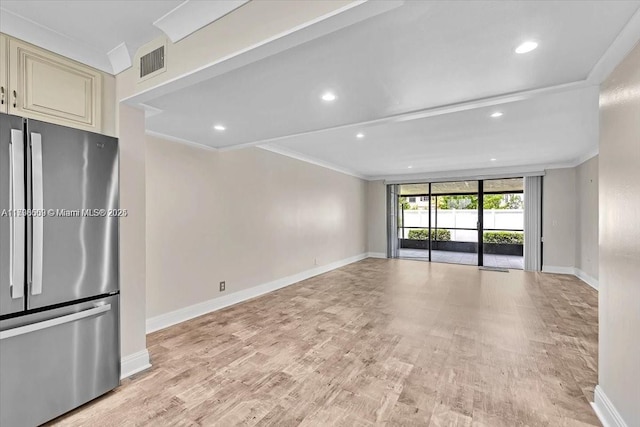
[145,130,218,152]
[376,165,547,184]
[258,145,367,180]
[0,7,113,73]
[587,7,640,84]
[153,0,249,43]
[139,103,164,119]
[107,42,132,74]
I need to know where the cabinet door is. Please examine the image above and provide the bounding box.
[0,34,7,113]
[9,38,102,132]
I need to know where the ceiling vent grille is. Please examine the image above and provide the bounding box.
[140,46,165,79]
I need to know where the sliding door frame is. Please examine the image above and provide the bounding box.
[394,178,526,268]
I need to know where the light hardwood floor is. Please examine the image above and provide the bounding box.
[48,258,600,426]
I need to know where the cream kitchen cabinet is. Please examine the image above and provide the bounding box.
[6,37,103,132]
[0,34,7,113]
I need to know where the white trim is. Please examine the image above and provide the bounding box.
[153,0,249,43]
[146,252,378,333]
[587,8,640,84]
[139,103,164,119]
[120,349,151,379]
[542,266,599,291]
[380,165,547,184]
[575,268,599,291]
[573,149,599,168]
[107,42,132,75]
[145,130,218,152]
[592,385,629,427]
[542,265,577,275]
[257,145,366,180]
[366,252,387,259]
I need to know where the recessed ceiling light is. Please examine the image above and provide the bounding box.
[408,165,413,169]
[321,92,337,102]
[515,41,538,54]
[213,124,226,131]
[490,158,497,161]
[356,133,365,139]
[490,112,503,118]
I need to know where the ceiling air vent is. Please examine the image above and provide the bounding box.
[140,45,165,79]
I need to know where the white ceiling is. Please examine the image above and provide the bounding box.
[0,0,249,73]
[2,1,639,179]
[265,85,600,179]
[137,0,640,178]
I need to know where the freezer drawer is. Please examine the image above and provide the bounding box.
[0,295,120,427]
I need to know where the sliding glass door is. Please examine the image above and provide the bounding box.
[482,178,524,269]
[394,178,525,269]
[430,181,479,266]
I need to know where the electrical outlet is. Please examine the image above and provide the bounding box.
[314,258,318,266]
[219,281,226,292]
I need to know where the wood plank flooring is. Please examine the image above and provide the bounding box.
[48,258,600,426]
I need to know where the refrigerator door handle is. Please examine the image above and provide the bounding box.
[30,132,44,296]
[0,303,111,340]
[9,129,25,300]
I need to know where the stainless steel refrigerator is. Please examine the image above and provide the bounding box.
[0,113,120,427]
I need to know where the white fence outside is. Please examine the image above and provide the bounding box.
[401,209,524,242]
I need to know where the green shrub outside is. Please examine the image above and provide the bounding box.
[483,231,523,244]
[407,229,522,244]
[407,229,451,241]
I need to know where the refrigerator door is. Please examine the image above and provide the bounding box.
[0,113,26,316]
[25,119,118,309]
[0,294,120,427]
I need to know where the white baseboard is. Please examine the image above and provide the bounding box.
[542,265,576,275]
[366,252,387,259]
[542,265,599,291]
[592,385,629,427]
[146,252,375,334]
[575,268,599,290]
[120,349,151,379]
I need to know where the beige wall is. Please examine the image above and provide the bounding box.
[117,0,353,101]
[102,73,116,137]
[146,136,368,318]
[117,104,147,359]
[543,167,577,269]
[542,160,599,278]
[366,180,387,255]
[598,42,640,426]
[575,156,599,279]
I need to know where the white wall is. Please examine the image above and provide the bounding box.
[146,136,368,319]
[597,42,640,427]
[401,209,523,242]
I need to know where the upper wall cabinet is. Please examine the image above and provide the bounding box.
[0,34,7,114]
[6,37,103,132]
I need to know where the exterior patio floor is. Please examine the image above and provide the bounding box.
[398,248,524,270]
